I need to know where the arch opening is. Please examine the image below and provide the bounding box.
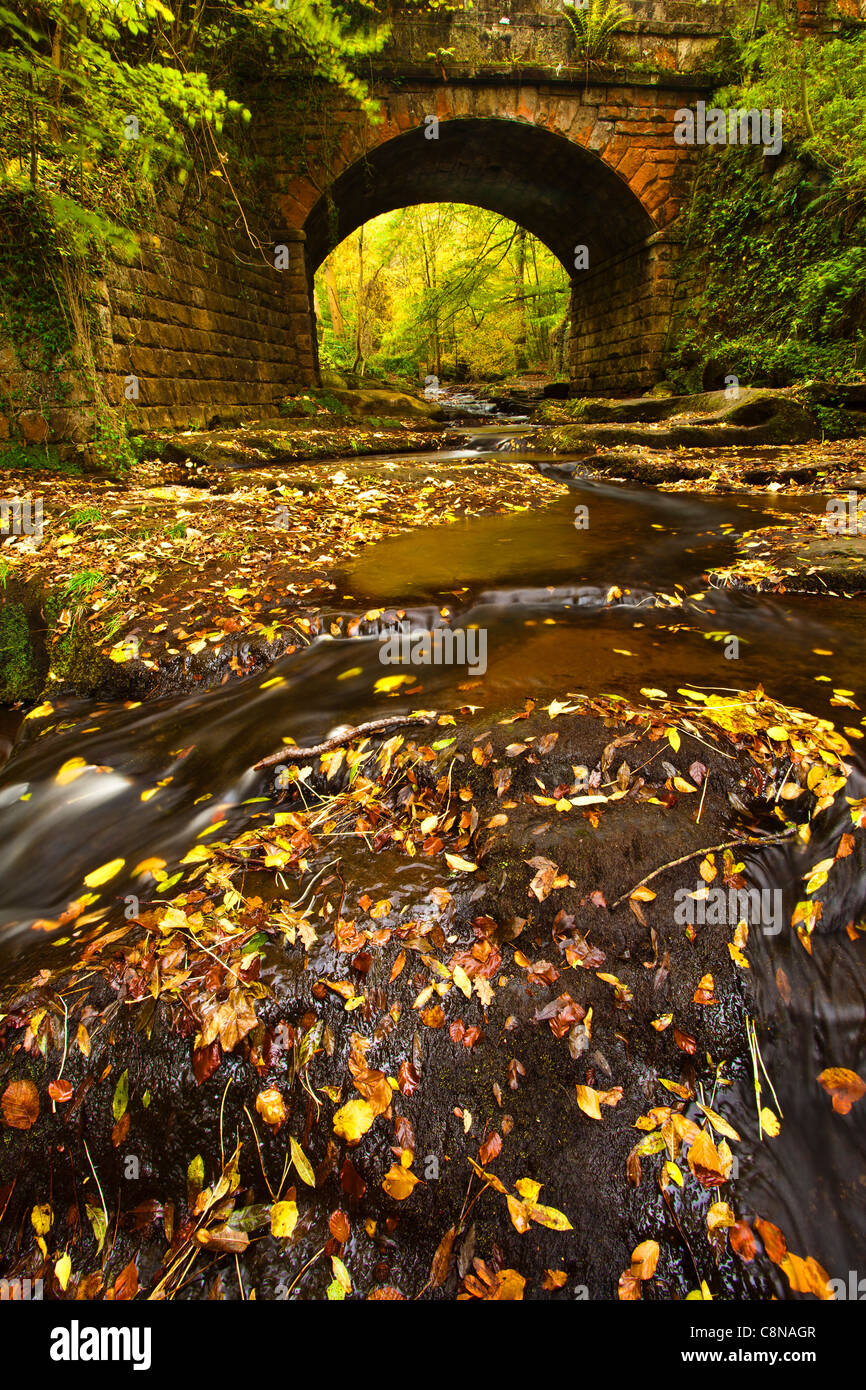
[314,205,571,385]
[301,119,674,395]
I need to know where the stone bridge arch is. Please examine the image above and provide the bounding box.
[266,78,701,393]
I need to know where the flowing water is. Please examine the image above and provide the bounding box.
[2,441,865,1292]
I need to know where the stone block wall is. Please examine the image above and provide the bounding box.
[0,199,317,451]
[104,210,316,433]
[567,230,680,394]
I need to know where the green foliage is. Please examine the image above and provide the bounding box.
[0,1,388,234]
[61,569,106,603]
[666,25,866,394]
[721,5,866,199]
[563,0,630,65]
[315,204,569,382]
[0,188,74,370]
[66,506,101,529]
[0,600,40,702]
[0,442,76,472]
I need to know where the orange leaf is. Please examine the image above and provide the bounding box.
[817,1067,866,1115]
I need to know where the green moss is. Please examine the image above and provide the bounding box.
[0,443,81,474]
[0,600,41,702]
[43,593,106,691]
[666,146,866,390]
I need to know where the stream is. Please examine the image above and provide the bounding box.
[1,436,865,1296]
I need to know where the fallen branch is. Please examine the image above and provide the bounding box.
[610,830,798,909]
[253,714,438,770]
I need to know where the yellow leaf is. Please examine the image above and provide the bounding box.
[31,1203,53,1237]
[506,1194,531,1233]
[271,1200,298,1238]
[780,1252,832,1299]
[132,857,166,878]
[55,1253,72,1290]
[576,1085,602,1120]
[290,1137,316,1187]
[515,1178,542,1203]
[760,1107,781,1137]
[374,674,415,693]
[333,1098,377,1143]
[697,1104,741,1143]
[56,757,88,786]
[630,1239,660,1279]
[667,728,681,752]
[83,858,125,888]
[452,964,472,998]
[444,853,477,873]
[255,1088,286,1127]
[707,1201,735,1230]
[630,886,656,902]
[382,1163,422,1200]
[528,1203,573,1232]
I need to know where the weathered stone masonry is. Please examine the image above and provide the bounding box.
[263,71,705,396]
[104,212,315,434]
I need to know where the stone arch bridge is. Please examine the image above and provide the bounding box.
[103,1,748,432]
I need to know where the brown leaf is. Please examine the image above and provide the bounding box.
[730,1220,757,1262]
[618,1269,642,1300]
[1,1080,39,1130]
[195,1226,250,1254]
[755,1217,787,1265]
[397,1060,420,1096]
[430,1225,457,1288]
[111,1112,130,1148]
[112,1260,139,1301]
[193,1040,222,1086]
[329,1210,350,1244]
[479,1132,502,1165]
[340,1157,366,1201]
[48,1080,74,1103]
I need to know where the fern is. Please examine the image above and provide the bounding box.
[563,0,631,65]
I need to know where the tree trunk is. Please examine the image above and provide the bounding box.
[514,225,528,372]
[323,258,345,339]
[51,20,63,145]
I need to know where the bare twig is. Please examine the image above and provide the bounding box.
[611,830,798,909]
[254,715,437,770]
